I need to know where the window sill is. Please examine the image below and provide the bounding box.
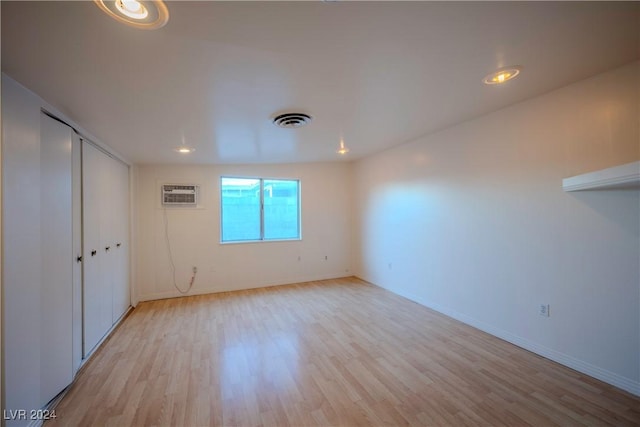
[219,238,302,245]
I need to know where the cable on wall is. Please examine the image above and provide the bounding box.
[163,207,196,294]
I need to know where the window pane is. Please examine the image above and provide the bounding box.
[263,179,299,240]
[221,177,261,242]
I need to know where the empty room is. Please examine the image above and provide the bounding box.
[1,1,639,426]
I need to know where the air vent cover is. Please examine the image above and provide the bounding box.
[162,184,198,206]
[272,113,313,128]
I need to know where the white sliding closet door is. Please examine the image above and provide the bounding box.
[112,160,130,321]
[82,141,130,357]
[82,142,111,356]
[98,146,116,329]
[39,114,73,406]
[3,76,129,422]
[72,133,83,375]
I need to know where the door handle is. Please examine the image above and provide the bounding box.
[91,250,97,256]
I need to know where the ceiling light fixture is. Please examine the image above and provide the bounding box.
[115,0,148,20]
[337,138,350,155]
[174,146,195,154]
[94,0,169,30]
[483,66,522,85]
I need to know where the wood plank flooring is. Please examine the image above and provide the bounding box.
[48,277,640,426]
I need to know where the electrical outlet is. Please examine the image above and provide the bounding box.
[539,304,550,317]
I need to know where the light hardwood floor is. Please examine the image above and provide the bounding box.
[49,277,640,426]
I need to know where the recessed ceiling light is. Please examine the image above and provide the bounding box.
[115,0,148,20]
[94,0,169,30]
[337,138,350,155]
[483,66,522,85]
[174,146,195,154]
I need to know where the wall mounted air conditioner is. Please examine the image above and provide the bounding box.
[162,184,198,206]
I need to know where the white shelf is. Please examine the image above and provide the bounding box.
[562,161,640,191]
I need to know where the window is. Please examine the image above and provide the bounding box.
[220,177,300,242]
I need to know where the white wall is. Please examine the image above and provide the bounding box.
[135,162,352,301]
[352,61,640,395]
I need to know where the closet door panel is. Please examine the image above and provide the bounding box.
[112,160,130,321]
[82,142,131,356]
[72,133,83,374]
[82,142,106,356]
[98,151,115,331]
[39,114,73,405]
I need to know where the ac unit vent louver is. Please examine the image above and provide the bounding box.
[162,184,198,206]
[272,112,313,128]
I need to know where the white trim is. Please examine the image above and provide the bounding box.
[80,306,133,363]
[219,176,301,244]
[562,161,640,191]
[138,274,351,302]
[362,278,640,397]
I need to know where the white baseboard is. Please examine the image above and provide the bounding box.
[77,305,133,369]
[361,277,640,397]
[137,273,352,302]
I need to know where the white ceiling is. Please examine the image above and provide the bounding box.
[2,1,639,165]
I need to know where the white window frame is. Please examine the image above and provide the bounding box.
[220,176,301,244]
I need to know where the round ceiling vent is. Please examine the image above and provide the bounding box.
[272,113,313,128]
